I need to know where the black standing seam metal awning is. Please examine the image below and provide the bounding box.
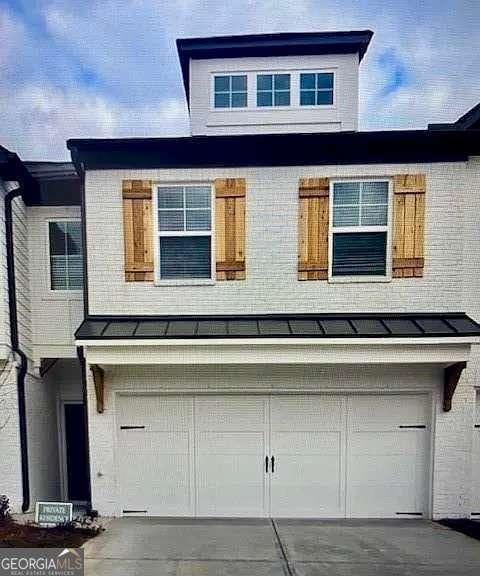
[75,313,480,341]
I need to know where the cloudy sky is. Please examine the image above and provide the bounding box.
[1,0,479,160]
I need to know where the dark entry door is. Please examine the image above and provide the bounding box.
[64,403,89,502]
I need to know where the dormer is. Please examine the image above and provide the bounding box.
[177,30,373,136]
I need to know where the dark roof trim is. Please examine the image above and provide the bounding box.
[429,101,480,131]
[67,129,480,174]
[24,177,81,206]
[0,145,37,191]
[0,150,79,206]
[75,312,480,341]
[454,102,480,129]
[176,30,373,103]
[22,161,81,206]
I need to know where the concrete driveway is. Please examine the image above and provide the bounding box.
[84,518,480,576]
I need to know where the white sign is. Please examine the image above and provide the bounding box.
[35,502,73,526]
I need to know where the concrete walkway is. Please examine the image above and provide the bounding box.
[83,518,480,575]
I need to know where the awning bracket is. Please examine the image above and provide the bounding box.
[91,364,105,413]
[443,361,467,412]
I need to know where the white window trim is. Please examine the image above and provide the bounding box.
[46,218,83,293]
[153,183,216,286]
[211,74,248,110]
[328,178,393,283]
[210,68,337,111]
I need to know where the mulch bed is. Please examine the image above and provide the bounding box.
[437,519,480,542]
[0,519,97,548]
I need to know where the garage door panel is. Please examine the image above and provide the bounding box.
[349,395,428,430]
[270,397,345,517]
[350,430,425,455]
[195,397,268,516]
[196,456,265,516]
[274,431,341,454]
[348,485,422,517]
[271,478,342,516]
[271,396,342,430]
[197,432,264,454]
[117,395,192,430]
[196,397,267,430]
[116,396,194,516]
[118,432,192,515]
[347,396,429,518]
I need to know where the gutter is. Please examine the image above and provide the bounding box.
[5,185,29,513]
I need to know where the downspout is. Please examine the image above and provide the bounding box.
[78,179,93,510]
[76,345,92,511]
[5,185,29,512]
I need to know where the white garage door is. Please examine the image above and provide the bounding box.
[473,392,480,517]
[116,393,430,518]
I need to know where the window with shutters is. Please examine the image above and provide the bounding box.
[48,220,83,290]
[329,179,392,281]
[154,184,215,283]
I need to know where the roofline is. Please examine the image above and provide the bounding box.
[429,101,480,131]
[455,101,480,129]
[176,29,373,104]
[66,129,472,149]
[67,129,480,173]
[75,312,480,342]
[0,145,38,191]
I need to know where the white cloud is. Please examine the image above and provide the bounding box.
[0,82,188,160]
[0,0,479,159]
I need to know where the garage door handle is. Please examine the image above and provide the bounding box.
[271,456,275,473]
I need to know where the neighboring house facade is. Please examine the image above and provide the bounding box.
[1,30,480,520]
[0,150,87,512]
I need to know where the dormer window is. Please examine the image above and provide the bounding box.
[300,72,334,106]
[214,75,247,108]
[257,74,291,107]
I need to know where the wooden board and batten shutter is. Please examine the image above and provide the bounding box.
[122,180,154,282]
[214,179,246,281]
[392,174,426,278]
[298,178,329,280]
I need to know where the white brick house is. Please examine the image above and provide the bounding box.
[1,30,480,520]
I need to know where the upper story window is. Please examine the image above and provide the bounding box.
[300,72,334,106]
[330,180,391,279]
[49,220,83,290]
[214,75,247,108]
[156,185,213,281]
[257,73,291,107]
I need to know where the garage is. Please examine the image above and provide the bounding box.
[116,393,430,518]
